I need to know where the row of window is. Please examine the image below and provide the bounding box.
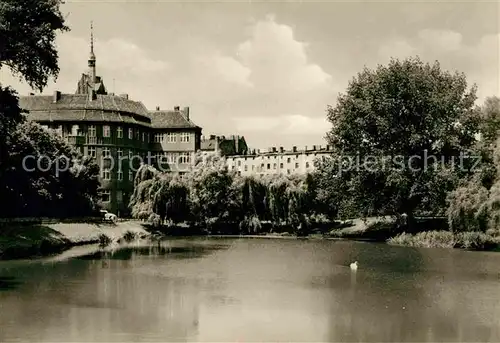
[101,169,134,182]
[44,125,192,143]
[85,147,192,164]
[154,132,191,143]
[233,161,311,172]
[153,152,191,164]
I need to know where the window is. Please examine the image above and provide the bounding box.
[287,157,291,163]
[273,163,277,169]
[287,169,291,174]
[88,125,96,137]
[244,165,248,171]
[154,133,163,143]
[88,146,96,158]
[128,149,133,159]
[117,170,123,181]
[117,126,123,138]
[179,152,190,164]
[116,191,123,203]
[252,165,255,171]
[306,162,310,168]
[142,132,145,141]
[237,161,241,166]
[129,170,134,181]
[117,148,123,159]
[147,133,150,143]
[102,147,111,158]
[135,130,140,140]
[267,163,270,170]
[280,163,283,168]
[295,162,299,168]
[71,125,79,136]
[103,125,111,137]
[102,168,111,180]
[101,190,111,203]
[180,132,190,143]
[167,132,176,143]
[169,152,178,164]
[128,128,133,139]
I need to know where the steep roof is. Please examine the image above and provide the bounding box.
[201,138,216,150]
[19,93,151,124]
[149,110,201,129]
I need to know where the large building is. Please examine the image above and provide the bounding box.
[225,144,334,176]
[18,25,202,216]
[200,135,248,156]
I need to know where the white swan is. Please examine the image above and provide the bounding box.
[350,261,358,271]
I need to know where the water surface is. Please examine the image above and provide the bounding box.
[0,238,499,342]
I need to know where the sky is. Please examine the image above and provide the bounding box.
[1,0,499,150]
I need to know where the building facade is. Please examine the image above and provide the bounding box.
[18,26,201,216]
[200,135,248,156]
[225,145,334,176]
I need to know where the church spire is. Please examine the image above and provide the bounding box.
[88,21,96,83]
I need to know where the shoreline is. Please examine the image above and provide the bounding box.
[1,219,499,261]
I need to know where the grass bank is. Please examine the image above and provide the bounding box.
[0,220,149,259]
[388,231,500,251]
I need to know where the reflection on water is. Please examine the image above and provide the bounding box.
[0,238,500,342]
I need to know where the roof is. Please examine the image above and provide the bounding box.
[149,110,200,129]
[201,138,216,150]
[19,93,151,124]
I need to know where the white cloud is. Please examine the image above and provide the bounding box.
[378,38,416,61]
[233,114,330,136]
[417,29,463,52]
[376,30,500,102]
[0,32,169,95]
[208,53,252,87]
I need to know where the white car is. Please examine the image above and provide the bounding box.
[101,210,118,222]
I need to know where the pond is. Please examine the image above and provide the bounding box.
[0,238,499,342]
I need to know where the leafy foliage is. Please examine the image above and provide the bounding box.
[0,121,100,218]
[129,153,321,234]
[320,57,481,221]
[0,0,69,91]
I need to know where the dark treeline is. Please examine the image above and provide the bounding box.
[0,0,101,218]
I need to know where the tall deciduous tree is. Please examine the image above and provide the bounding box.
[321,57,481,226]
[0,0,69,91]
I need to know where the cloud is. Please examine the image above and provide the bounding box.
[417,29,463,52]
[376,29,499,102]
[233,114,330,136]
[0,32,169,95]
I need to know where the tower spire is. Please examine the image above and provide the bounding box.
[88,21,96,83]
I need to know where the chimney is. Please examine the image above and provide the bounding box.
[234,135,239,153]
[119,93,128,99]
[257,149,261,154]
[29,93,35,96]
[209,134,216,140]
[174,106,180,111]
[53,91,61,103]
[312,145,317,151]
[305,145,308,151]
[183,107,190,121]
[292,146,297,152]
[279,146,284,153]
[155,106,160,111]
[88,90,97,101]
[326,144,331,150]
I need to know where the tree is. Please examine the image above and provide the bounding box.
[479,96,500,146]
[0,0,69,91]
[321,57,481,227]
[0,121,100,217]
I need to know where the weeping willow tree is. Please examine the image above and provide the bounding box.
[128,151,324,233]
